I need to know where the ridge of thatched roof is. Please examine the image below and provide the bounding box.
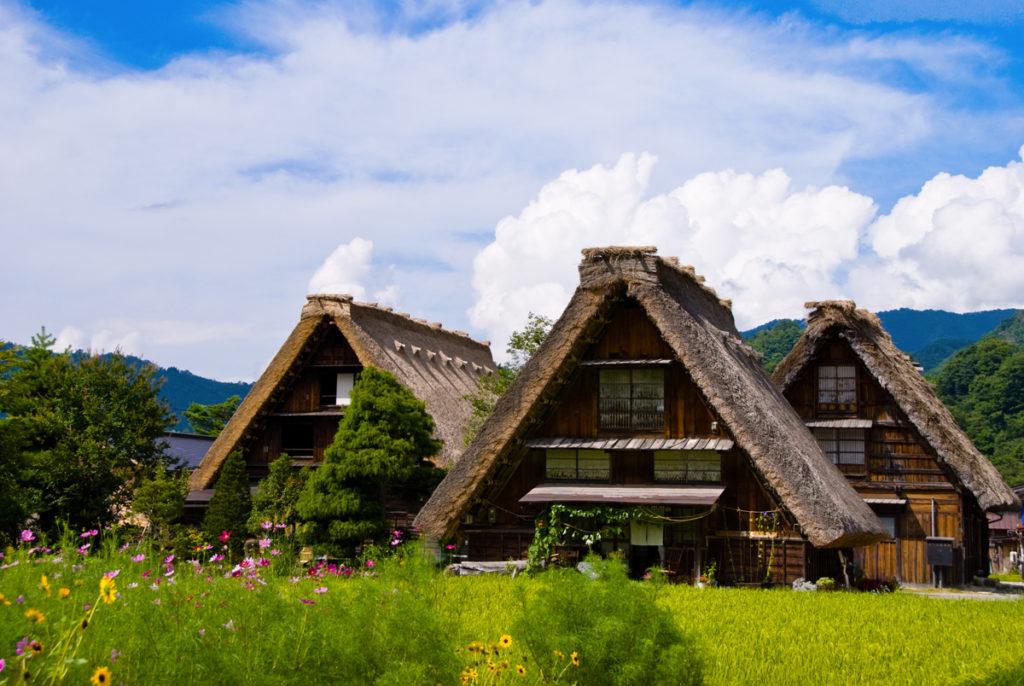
[773,300,1019,512]
[415,247,886,548]
[188,294,495,490]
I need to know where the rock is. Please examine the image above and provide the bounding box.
[792,577,817,592]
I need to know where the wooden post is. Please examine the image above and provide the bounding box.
[838,550,851,589]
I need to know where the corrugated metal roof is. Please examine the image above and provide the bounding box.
[524,437,734,451]
[519,484,725,506]
[578,359,674,367]
[805,419,873,429]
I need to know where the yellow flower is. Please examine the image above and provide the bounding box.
[467,640,484,654]
[516,664,527,676]
[571,651,580,667]
[554,650,564,659]
[99,576,117,604]
[0,593,11,606]
[24,608,46,623]
[90,666,112,686]
[40,574,51,596]
[498,634,513,649]
[486,661,497,673]
[59,587,71,599]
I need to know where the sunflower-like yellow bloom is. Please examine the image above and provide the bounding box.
[24,608,45,623]
[40,574,50,595]
[516,664,527,676]
[90,666,112,686]
[571,651,580,667]
[498,634,513,649]
[59,587,71,599]
[99,576,117,604]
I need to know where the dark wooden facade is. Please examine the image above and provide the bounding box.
[241,325,360,481]
[781,336,988,584]
[461,300,822,584]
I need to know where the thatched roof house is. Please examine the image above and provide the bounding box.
[773,300,1018,513]
[415,247,885,551]
[188,294,495,492]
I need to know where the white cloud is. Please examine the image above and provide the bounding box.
[470,153,876,355]
[472,148,1024,360]
[308,237,375,298]
[1,0,1021,378]
[849,146,1024,312]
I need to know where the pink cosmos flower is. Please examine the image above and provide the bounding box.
[275,523,286,530]
[219,531,231,543]
[110,649,121,664]
[0,657,5,672]
[79,529,99,539]
[261,521,273,530]
[365,559,376,568]
[78,544,91,555]
[198,628,206,637]
[271,549,282,556]
[258,538,271,549]
[445,544,456,551]
[164,554,174,565]
[131,554,145,563]
[16,637,29,656]
[313,586,327,594]
[210,554,224,563]
[20,530,34,543]
[257,558,270,568]
[104,569,120,579]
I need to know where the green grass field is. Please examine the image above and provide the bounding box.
[1,541,1023,685]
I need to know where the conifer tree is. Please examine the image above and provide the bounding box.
[202,451,252,553]
[297,367,442,554]
[248,452,308,533]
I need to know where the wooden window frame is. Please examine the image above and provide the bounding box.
[598,368,666,431]
[816,364,857,412]
[544,449,611,482]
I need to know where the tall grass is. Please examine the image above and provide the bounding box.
[1,536,1022,685]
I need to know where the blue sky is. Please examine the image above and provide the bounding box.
[4,0,1024,379]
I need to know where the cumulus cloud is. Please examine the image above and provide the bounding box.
[472,148,1024,360]
[308,237,375,298]
[471,154,876,354]
[849,146,1024,312]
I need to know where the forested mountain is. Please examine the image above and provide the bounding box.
[2,341,251,432]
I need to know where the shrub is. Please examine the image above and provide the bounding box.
[816,577,837,591]
[514,555,702,685]
[202,451,251,554]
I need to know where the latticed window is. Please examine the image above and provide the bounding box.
[812,428,865,465]
[653,450,721,482]
[599,368,665,430]
[545,449,611,481]
[817,365,856,406]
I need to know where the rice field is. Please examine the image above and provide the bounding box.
[1,539,1022,685]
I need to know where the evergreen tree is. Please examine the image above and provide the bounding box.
[297,367,442,554]
[132,468,187,542]
[184,395,241,436]
[248,453,308,533]
[202,451,252,552]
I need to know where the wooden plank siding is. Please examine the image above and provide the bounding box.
[239,327,358,483]
[782,335,980,584]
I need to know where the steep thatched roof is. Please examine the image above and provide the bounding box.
[415,247,885,548]
[773,300,1019,512]
[189,295,495,490]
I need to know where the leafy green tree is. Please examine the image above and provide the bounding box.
[463,312,553,444]
[297,367,443,554]
[932,338,1024,484]
[132,468,187,542]
[248,452,308,533]
[202,450,252,552]
[184,395,241,436]
[746,319,804,372]
[0,329,172,534]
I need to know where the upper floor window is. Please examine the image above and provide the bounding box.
[817,365,856,407]
[812,427,865,466]
[319,371,357,407]
[653,450,721,483]
[599,368,665,431]
[545,449,611,481]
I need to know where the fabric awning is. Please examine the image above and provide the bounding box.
[525,437,734,451]
[519,484,724,506]
[805,418,873,429]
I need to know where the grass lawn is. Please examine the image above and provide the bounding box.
[2,542,1023,685]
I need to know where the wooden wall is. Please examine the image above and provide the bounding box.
[783,335,980,584]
